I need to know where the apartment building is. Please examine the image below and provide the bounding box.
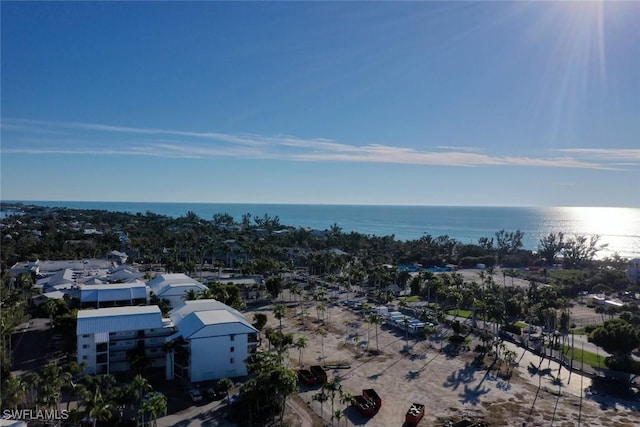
[166,300,260,382]
[76,306,173,374]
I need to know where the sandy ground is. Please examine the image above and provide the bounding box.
[247,300,640,427]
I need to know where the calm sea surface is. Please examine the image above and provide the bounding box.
[3,201,639,259]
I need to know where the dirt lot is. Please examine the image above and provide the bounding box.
[247,301,640,427]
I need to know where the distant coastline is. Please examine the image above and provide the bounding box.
[2,200,639,259]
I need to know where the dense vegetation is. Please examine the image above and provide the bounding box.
[1,202,638,419]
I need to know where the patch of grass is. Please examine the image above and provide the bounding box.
[400,295,421,303]
[514,321,527,328]
[446,309,472,318]
[569,327,586,335]
[561,345,607,369]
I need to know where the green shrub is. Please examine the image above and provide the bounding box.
[502,323,522,335]
[605,357,640,375]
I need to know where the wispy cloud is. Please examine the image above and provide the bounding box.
[553,148,640,162]
[0,118,630,170]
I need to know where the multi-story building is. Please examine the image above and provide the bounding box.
[76,306,173,374]
[79,282,148,308]
[147,273,207,307]
[166,300,260,383]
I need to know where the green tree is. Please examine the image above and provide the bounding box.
[495,229,524,264]
[82,386,112,427]
[265,276,284,300]
[273,304,286,329]
[218,378,233,405]
[252,313,268,331]
[367,313,383,353]
[2,375,26,408]
[139,392,167,427]
[590,318,640,360]
[294,336,307,367]
[538,232,565,265]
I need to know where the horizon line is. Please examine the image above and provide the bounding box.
[2,199,639,210]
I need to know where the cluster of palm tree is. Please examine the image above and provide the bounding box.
[229,351,297,426]
[1,363,166,427]
[312,377,352,426]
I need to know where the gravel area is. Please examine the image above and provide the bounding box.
[246,300,640,427]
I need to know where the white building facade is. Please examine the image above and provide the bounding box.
[76,306,173,374]
[166,300,259,383]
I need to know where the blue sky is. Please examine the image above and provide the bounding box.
[1,1,639,207]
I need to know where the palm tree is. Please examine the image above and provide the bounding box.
[139,392,167,427]
[2,375,26,408]
[182,289,198,301]
[273,304,286,329]
[317,327,327,364]
[130,374,152,413]
[324,378,342,424]
[312,391,330,421]
[339,390,353,427]
[294,336,307,366]
[83,386,112,427]
[402,316,411,352]
[41,362,64,410]
[317,303,327,324]
[334,409,344,427]
[367,313,383,353]
[23,372,41,408]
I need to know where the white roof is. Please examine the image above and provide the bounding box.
[171,299,244,321]
[77,306,164,334]
[169,299,256,340]
[79,283,148,303]
[147,273,206,297]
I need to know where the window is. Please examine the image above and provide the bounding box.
[230,346,235,353]
[82,344,90,349]
[230,335,235,341]
[82,334,90,338]
[230,358,234,364]
[82,356,88,360]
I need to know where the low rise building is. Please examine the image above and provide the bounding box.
[79,282,148,308]
[147,273,207,307]
[76,306,172,375]
[166,299,259,383]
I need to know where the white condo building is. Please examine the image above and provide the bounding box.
[147,273,207,307]
[76,306,173,374]
[166,300,260,382]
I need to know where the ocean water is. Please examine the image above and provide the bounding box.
[3,201,639,259]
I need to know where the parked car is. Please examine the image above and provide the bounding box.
[226,393,240,404]
[189,388,203,403]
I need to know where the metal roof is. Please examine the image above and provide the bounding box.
[77,306,164,334]
[169,299,256,340]
[79,283,148,303]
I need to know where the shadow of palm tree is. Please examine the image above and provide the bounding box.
[406,370,421,381]
[443,362,476,391]
[367,370,383,380]
[459,383,490,405]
